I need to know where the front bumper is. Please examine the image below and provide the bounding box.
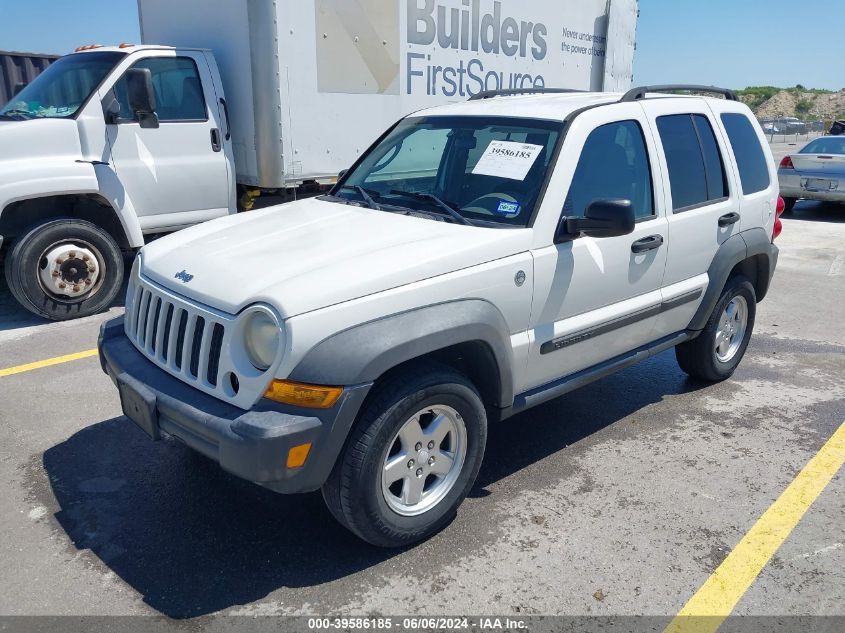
[98,317,371,493]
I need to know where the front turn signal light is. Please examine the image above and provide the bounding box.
[264,380,343,409]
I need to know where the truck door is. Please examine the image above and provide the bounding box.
[105,51,231,232]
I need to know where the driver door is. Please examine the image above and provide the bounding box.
[104,51,232,233]
[524,106,669,392]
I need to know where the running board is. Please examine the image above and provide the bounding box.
[500,332,691,420]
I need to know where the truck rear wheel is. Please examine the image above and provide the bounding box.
[322,364,487,548]
[4,219,124,321]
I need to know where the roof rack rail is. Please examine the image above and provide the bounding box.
[620,84,739,102]
[469,88,585,101]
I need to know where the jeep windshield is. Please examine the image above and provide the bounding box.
[0,51,125,120]
[329,116,563,227]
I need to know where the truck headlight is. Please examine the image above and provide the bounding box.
[243,310,281,371]
[130,253,141,280]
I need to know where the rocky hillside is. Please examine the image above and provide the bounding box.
[738,87,845,120]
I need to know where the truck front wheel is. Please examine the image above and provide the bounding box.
[322,364,487,548]
[4,219,124,321]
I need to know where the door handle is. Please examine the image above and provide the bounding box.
[210,128,222,152]
[718,212,740,227]
[219,98,231,140]
[631,234,663,253]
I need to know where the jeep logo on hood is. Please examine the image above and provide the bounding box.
[174,270,194,283]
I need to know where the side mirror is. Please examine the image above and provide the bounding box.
[337,169,348,181]
[103,96,121,124]
[13,82,27,96]
[126,68,159,129]
[557,199,635,241]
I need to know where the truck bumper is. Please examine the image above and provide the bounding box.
[98,317,371,494]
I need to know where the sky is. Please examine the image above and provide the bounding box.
[0,0,842,91]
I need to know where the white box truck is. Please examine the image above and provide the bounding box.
[0,0,639,320]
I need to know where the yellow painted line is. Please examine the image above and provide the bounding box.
[0,348,99,377]
[665,420,845,633]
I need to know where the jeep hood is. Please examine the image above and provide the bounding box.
[140,197,532,317]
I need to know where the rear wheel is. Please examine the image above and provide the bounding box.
[675,275,756,382]
[322,364,487,548]
[781,197,797,214]
[4,219,124,321]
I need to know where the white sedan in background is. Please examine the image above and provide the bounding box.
[778,136,845,212]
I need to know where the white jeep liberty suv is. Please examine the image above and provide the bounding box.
[99,85,783,547]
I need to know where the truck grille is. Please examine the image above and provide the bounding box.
[126,277,229,389]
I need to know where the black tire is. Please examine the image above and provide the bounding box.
[322,363,487,548]
[675,275,756,382]
[4,218,124,321]
[782,197,797,214]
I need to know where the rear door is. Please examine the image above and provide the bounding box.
[640,99,741,337]
[104,50,232,233]
[716,108,777,234]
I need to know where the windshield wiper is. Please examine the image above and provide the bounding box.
[389,190,475,226]
[0,109,35,121]
[337,185,382,210]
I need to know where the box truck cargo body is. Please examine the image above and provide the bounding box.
[0,0,638,320]
[138,0,639,188]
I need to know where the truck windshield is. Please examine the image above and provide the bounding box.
[333,116,563,227]
[0,51,125,120]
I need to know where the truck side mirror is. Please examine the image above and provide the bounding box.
[103,96,121,124]
[557,199,635,242]
[126,68,159,129]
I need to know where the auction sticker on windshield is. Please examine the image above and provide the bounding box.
[472,141,543,180]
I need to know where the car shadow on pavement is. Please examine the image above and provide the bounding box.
[41,349,707,618]
[41,416,390,618]
[474,349,707,491]
[786,200,845,224]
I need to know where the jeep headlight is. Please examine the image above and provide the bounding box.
[243,310,281,371]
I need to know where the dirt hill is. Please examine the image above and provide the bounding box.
[746,89,845,120]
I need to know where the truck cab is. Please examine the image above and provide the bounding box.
[0,45,234,320]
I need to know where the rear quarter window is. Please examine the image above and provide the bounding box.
[720,113,771,195]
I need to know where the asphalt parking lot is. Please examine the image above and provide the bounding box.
[0,152,843,627]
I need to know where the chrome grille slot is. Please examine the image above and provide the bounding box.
[125,276,231,396]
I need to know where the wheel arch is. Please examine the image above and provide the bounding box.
[288,300,515,410]
[688,228,778,332]
[0,193,140,250]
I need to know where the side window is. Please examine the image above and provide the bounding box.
[564,120,654,220]
[721,113,771,195]
[656,114,728,211]
[114,57,207,123]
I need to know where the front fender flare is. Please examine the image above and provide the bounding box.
[289,300,516,407]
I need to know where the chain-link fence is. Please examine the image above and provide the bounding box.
[757,117,829,144]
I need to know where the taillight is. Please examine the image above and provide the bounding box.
[773,196,785,241]
[779,156,794,169]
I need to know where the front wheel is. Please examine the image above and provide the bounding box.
[4,219,124,321]
[675,275,756,382]
[322,364,487,548]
